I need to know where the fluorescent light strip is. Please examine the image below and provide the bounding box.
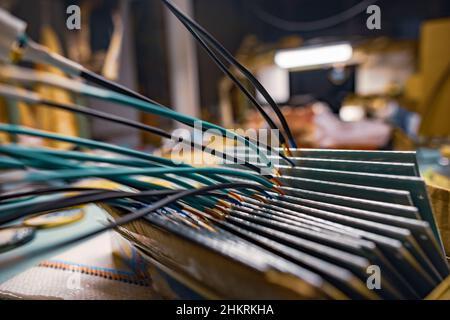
[275,43,353,69]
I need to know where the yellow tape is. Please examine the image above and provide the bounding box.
[23,206,85,229]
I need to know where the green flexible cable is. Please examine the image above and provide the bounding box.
[4,145,259,199]
[0,191,209,220]
[0,145,217,209]
[0,125,227,187]
[81,85,274,173]
[0,125,175,166]
[25,166,274,189]
[13,147,152,168]
[0,157,25,169]
[1,144,257,199]
[1,61,277,170]
[0,144,192,189]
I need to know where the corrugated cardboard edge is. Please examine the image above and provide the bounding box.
[427,274,450,300]
[427,183,450,257]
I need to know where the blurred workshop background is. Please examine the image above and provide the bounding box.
[1,0,450,183]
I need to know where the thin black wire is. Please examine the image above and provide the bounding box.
[37,99,261,173]
[0,182,266,269]
[163,4,286,146]
[80,70,294,167]
[17,4,295,164]
[161,0,298,149]
[0,187,105,202]
[80,70,162,106]
[0,188,230,225]
[81,69,208,133]
[0,145,232,195]
[248,0,380,32]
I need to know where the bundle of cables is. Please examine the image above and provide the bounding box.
[0,1,449,300]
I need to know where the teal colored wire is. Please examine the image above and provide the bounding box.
[0,157,26,169]
[0,145,79,170]
[4,144,235,187]
[24,166,274,189]
[2,144,261,203]
[0,173,214,214]
[0,189,209,219]
[0,143,230,205]
[0,125,227,187]
[0,151,245,215]
[0,144,192,190]
[0,195,62,216]
[13,147,152,168]
[1,64,275,170]
[0,186,210,214]
[0,145,217,209]
[0,144,156,189]
[82,85,274,172]
[0,125,174,166]
[0,145,230,206]
[1,145,257,199]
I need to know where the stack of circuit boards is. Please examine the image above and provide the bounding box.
[107,149,450,300]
